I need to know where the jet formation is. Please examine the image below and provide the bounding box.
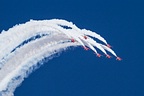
[70,36,121,61]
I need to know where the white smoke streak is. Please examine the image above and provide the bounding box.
[0,19,119,96]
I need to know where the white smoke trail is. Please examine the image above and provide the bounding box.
[0,19,120,96]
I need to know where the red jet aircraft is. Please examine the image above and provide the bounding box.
[96,53,102,57]
[71,38,75,42]
[83,46,89,50]
[106,44,112,48]
[84,36,87,39]
[116,57,122,61]
[106,54,111,58]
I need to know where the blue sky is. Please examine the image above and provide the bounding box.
[0,0,144,96]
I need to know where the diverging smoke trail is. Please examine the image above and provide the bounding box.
[0,19,120,96]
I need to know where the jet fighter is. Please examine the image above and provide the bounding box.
[106,44,112,48]
[106,54,111,58]
[71,38,75,42]
[84,36,88,39]
[96,53,102,57]
[116,57,122,61]
[83,46,89,50]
